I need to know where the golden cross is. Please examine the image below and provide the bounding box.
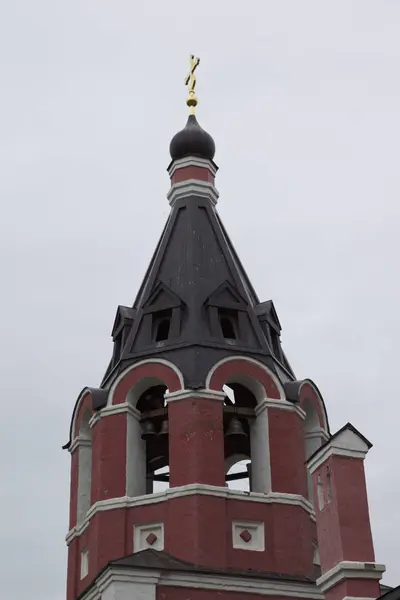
[185,55,200,114]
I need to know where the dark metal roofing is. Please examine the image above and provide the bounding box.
[101,178,296,388]
[110,548,314,582]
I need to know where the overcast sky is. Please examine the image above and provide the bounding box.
[1,1,400,598]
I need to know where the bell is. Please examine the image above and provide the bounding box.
[141,420,156,440]
[158,419,169,436]
[225,417,247,439]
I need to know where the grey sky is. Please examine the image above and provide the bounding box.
[1,1,399,598]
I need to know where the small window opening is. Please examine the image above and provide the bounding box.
[317,474,324,510]
[270,329,281,359]
[80,549,89,580]
[156,319,170,341]
[326,468,332,503]
[152,309,172,342]
[218,309,238,340]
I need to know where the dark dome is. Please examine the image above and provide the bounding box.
[169,115,215,161]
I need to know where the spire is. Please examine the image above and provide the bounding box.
[184,54,200,115]
[170,55,215,162]
[101,57,295,388]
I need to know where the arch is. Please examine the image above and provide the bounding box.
[206,356,284,402]
[210,360,274,495]
[72,389,93,441]
[108,359,184,406]
[64,387,108,449]
[298,380,329,433]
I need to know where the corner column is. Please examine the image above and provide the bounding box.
[308,424,385,600]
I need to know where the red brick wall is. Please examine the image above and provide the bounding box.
[168,397,225,487]
[91,413,127,504]
[171,165,215,184]
[268,408,308,497]
[325,578,381,600]
[313,455,375,574]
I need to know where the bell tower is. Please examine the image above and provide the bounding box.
[64,57,386,600]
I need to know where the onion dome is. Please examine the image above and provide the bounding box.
[169,115,216,161]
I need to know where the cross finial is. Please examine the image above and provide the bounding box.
[185,55,200,115]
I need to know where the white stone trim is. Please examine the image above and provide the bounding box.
[305,428,330,442]
[308,428,371,474]
[168,157,218,177]
[66,484,314,544]
[134,522,164,552]
[232,520,265,551]
[69,435,92,454]
[167,180,219,207]
[342,597,377,600]
[107,358,184,406]
[81,566,324,600]
[316,561,386,593]
[255,398,306,420]
[165,389,226,403]
[205,355,285,401]
[299,380,329,432]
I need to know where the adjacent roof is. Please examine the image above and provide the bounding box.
[112,548,314,582]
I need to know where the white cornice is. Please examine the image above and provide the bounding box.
[81,565,324,600]
[167,180,219,206]
[165,389,226,403]
[307,427,371,474]
[308,447,367,474]
[305,429,330,442]
[316,561,386,593]
[255,398,306,420]
[66,484,314,544]
[69,436,92,454]
[168,157,218,177]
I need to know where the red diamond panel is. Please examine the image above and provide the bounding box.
[146,532,158,546]
[239,529,252,543]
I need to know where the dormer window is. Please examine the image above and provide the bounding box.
[152,309,172,342]
[218,308,239,340]
[270,328,282,360]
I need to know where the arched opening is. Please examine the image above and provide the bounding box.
[137,385,169,495]
[223,383,257,491]
[77,409,92,525]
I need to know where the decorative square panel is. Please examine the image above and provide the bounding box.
[134,523,164,552]
[232,520,265,552]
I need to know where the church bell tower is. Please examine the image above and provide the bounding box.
[64,57,386,600]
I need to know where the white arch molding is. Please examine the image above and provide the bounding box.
[205,355,285,402]
[107,358,184,406]
[107,359,183,498]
